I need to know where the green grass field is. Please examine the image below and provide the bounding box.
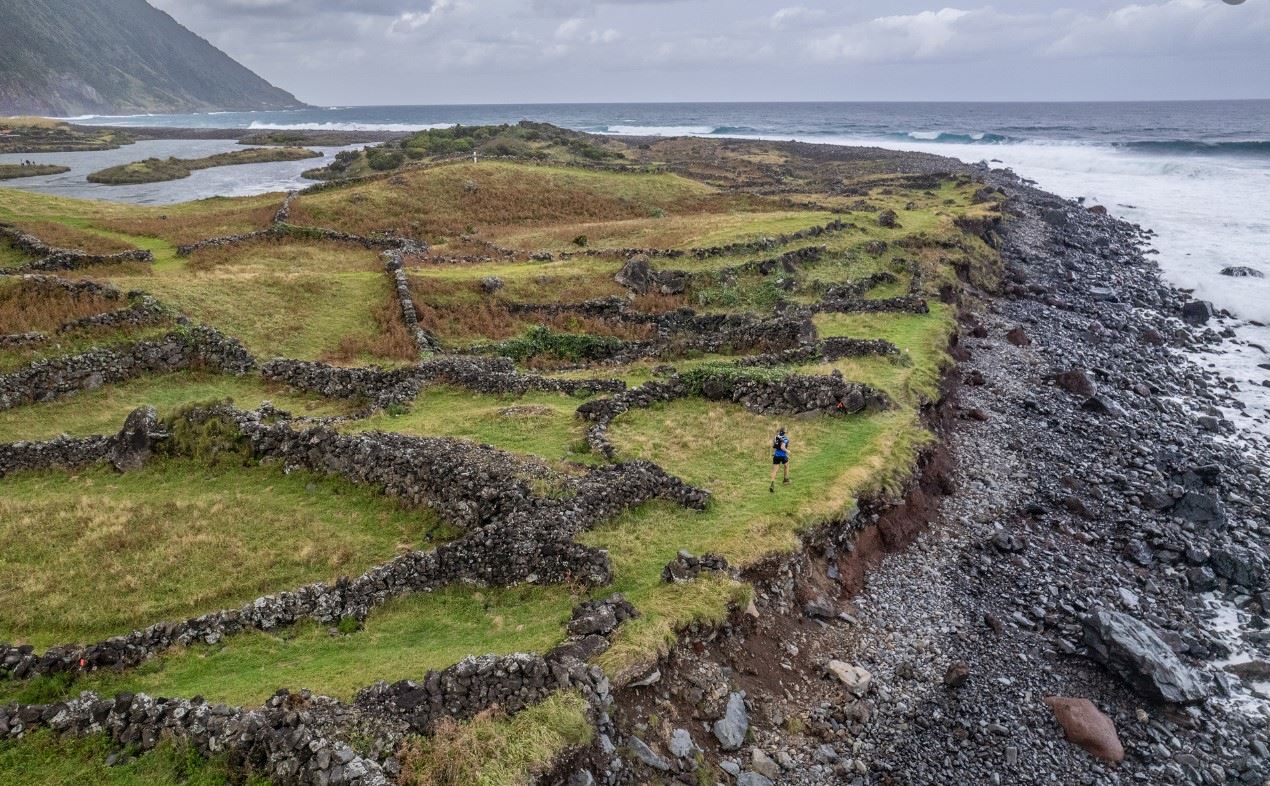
[0,460,434,648]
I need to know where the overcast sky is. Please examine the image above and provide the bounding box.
[148,0,1270,105]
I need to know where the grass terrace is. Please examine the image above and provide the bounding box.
[0,371,355,443]
[0,127,1002,782]
[0,459,436,648]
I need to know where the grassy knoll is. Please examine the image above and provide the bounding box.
[88,148,322,185]
[304,122,626,181]
[0,730,265,786]
[103,267,408,364]
[0,371,355,443]
[0,184,285,249]
[0,459,434,648]
[290,161,736,241]
[0,163,69,180]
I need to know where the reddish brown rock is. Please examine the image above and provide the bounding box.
[1005,327,1032,347]
[1055,368,1097,397]
[1044,696,1125,763]
[943,661,970,689]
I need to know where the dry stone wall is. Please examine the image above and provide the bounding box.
[0,434,113,477]
[0,327,254,411]
[0,691,391,786]
[262,355,625,412]
[0,225,153,273]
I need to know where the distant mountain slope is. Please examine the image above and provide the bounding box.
[0,0,306,116]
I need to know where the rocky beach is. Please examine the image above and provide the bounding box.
[587,164,1269,786]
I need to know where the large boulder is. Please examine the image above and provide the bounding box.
[1082,610,1209,704]
[1043,697,1125,762]
[1170,491,1228,530]
[827,660,873,697]
[712,692,748,750]
[1181,300,1214,325]
[1210,546,1265,590]
[628,736,670,771]
[1055,369,1097,397]
[109,405,162,472]
[1219,266,1264,278]
[615,256,654,294]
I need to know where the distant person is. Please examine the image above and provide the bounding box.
[769,427,790,492]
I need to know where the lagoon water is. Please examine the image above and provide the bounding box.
[11,101,1270,429]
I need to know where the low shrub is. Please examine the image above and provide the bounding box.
[492,326,626,363]
[679,363,788,397]
[160,402,253,466]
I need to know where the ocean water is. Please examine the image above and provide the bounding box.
[14,101,1270,429]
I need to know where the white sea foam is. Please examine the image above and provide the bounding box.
[245,121,455,132]
[602,125,719,136]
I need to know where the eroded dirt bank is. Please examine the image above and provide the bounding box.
[586,170,1269,786]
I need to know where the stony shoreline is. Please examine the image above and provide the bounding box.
[588,166,1269,786]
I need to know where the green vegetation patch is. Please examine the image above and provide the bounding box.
[400,690,593,786]
[88,148,321,185]
[490,326,627,364]
[305,122,624,181]
[0,163,70,180]
[0,459,432,647]
[0,730,266,786]
[290,161,724,241]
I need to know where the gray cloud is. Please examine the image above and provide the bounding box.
[149,0,1270,103]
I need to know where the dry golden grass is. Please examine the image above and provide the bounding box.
[0,279,117,333]
[321,293,420,364]
[184,236,382,275]
[399,692,592,786]
[9,220,138,254]
[93,197,284,246]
